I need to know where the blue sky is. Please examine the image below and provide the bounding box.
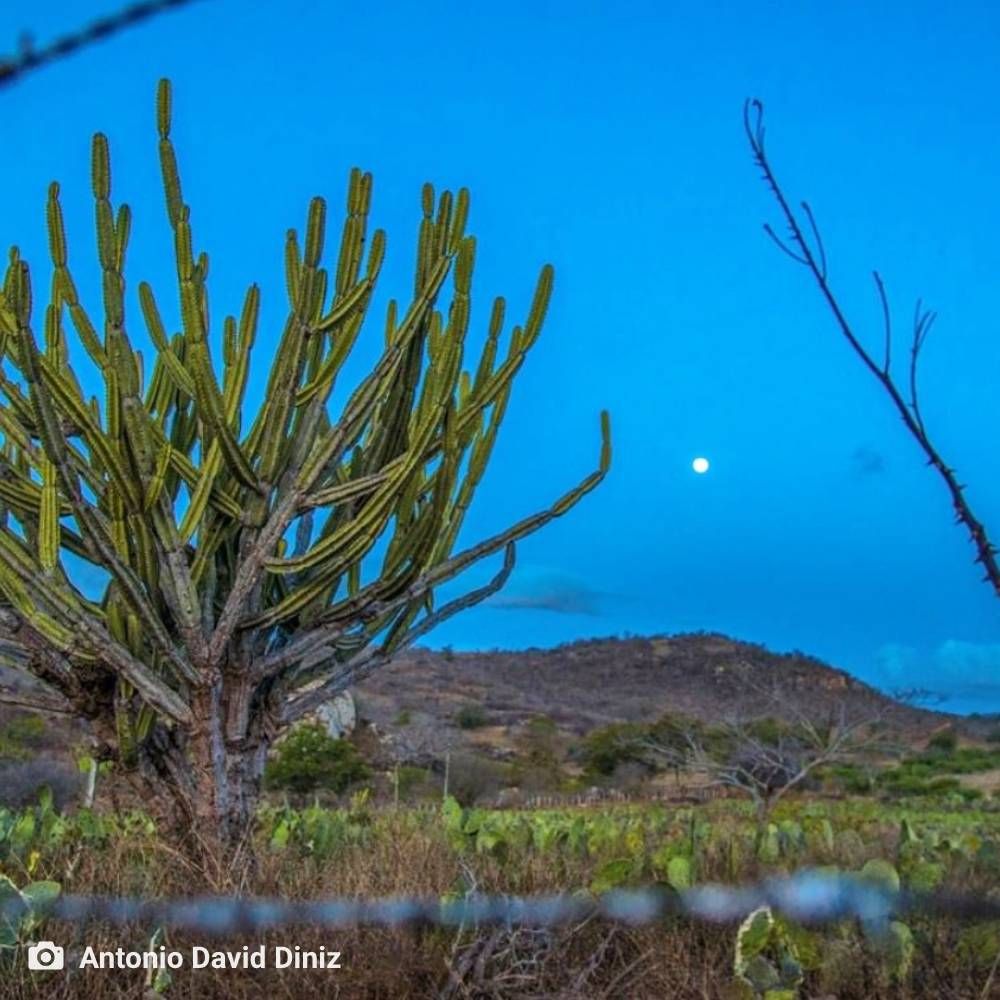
[4,1,1000,712]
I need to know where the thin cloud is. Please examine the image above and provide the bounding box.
[489,590,601,616]
[486,567,603,616]
[850,445,886,477]
[874,639,1000,695]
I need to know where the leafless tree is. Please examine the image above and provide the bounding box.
[745,99,1000,599]
[637,680,899,821]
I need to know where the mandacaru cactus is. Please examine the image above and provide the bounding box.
[0,79,610,852]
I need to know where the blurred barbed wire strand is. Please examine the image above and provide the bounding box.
[4,871,1000,936]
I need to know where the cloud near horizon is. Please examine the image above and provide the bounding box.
[485,567,603,616]
[874,639,1000,695]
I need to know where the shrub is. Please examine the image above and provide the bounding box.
[3,714,47,746]
[507,761,567,795]
[892,746,1000,782]
[0,736,30,762]
[517,715,562,768]
[646,712,742,763]
[648,712,700,747]
[394,709,413,726]
[699,723,739,761]
[826,763,876,794]
[264,724,370,795]
[454,705,488,730]
[745,716,793,746]
[927,728,958,753]
[577,722,647,777]
[395,765,434,799]
[940,747,1000,774]
[447,752,510,805]
[880,771,962,798]
[926,776,962,792]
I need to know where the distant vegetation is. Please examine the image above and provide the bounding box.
[0,711,83,810]
[263,724,370,796]
[453,704,488,729]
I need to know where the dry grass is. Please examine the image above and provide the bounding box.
[959,770,1000,795]
[4,806,1000,999]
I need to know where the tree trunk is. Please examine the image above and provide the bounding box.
[751,789,772,825]
[0,627,278,879]
[140,674,274,881]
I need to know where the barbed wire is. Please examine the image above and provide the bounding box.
[5,871,1000,936]
[0,0,207,89]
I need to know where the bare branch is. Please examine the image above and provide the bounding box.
[762,224,809,265]
[747,98,1000,599]
[873,271,891,375]
[635,670,899,820]
[800,202,827,279]
[908,301,937,436]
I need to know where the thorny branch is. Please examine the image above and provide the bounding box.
[744,98,1000,599]
[0,1,207,89]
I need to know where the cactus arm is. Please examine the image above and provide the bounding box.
[0,670,77,715]
[264,409,442,577]
[252,410,610,685]
[206,254,453,665]
[239,416,442,629]
[298,457,405,509]
[0,529,191,723]
[148,493,209,665]
[177,263,260,494]
[280,540,516,724]
[11,294,199,687]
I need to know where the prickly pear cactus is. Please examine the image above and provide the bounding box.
[856,859,914,981]
[732,905,804,999]
[0,872,61,965]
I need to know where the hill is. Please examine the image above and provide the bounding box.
[0,631,971,807]
[354,631,956,761]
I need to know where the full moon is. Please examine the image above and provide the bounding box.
[692,457,710,474]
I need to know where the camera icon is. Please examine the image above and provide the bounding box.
[27,941,64,971]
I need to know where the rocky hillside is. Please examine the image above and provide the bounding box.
[354,631,954,759]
